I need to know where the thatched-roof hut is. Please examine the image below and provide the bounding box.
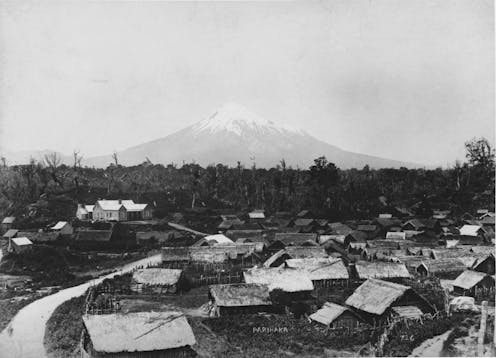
[81,312,196,357]
[270,233,318,250]
[452,270,495,296]
[345,279,433,324]
[285,258,349,285]
[208,283,272,316]
[416,258,467,278]
[131,268,184,294]
[243,267,314,294]
[353,261,410,280]
[430,248,472,260]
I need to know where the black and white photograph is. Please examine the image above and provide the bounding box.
[0,1,494,357]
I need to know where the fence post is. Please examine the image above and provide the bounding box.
[444,288,451,316]
[477,300,488,357]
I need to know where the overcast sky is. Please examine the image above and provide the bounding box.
[0,0,493,166]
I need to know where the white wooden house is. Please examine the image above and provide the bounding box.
[92,200,152,221]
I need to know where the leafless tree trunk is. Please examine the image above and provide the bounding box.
[44,152,63,187]
[73,150,83,168]
[112,151,119,166]
[73,150,83,190]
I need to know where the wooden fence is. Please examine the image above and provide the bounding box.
[160,257,259,270]
[190,272,243,287]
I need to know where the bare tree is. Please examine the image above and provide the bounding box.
[72,150,84,190]
[465,137,494,169]
[73,150,83,168]
[44,152,63,187]
[44,152,61,168]
[112,151,119,166]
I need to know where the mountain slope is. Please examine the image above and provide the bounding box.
[83,103,420,169]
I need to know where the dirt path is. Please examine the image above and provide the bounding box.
[409,329,452,357]
[0,254,161,358]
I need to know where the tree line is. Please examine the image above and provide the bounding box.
[0,137,493,222]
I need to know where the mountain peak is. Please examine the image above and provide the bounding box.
[191,102,298,136]
[212,102,272,126]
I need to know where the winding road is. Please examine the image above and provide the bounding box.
[0,254,161,358]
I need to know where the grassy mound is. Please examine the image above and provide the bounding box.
[43,295,86,358]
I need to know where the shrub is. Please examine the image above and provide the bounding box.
[383,315,464,357]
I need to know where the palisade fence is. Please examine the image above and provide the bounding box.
[160,260,257,272]
[189,272,243,286]
[84,286,120,315]
[473,286,495,302]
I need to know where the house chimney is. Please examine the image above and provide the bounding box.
[118,199,122,204]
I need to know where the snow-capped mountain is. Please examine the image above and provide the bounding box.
[81,103,419,169]
[3,103,420,169]
[191,102,304,137]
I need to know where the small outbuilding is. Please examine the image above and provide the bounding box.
[76,204,94,220]
[248,209,265,220]
[9,237,33,254]
[2,229,18,240]
[50,221,74,235]
[1,216,15,231]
